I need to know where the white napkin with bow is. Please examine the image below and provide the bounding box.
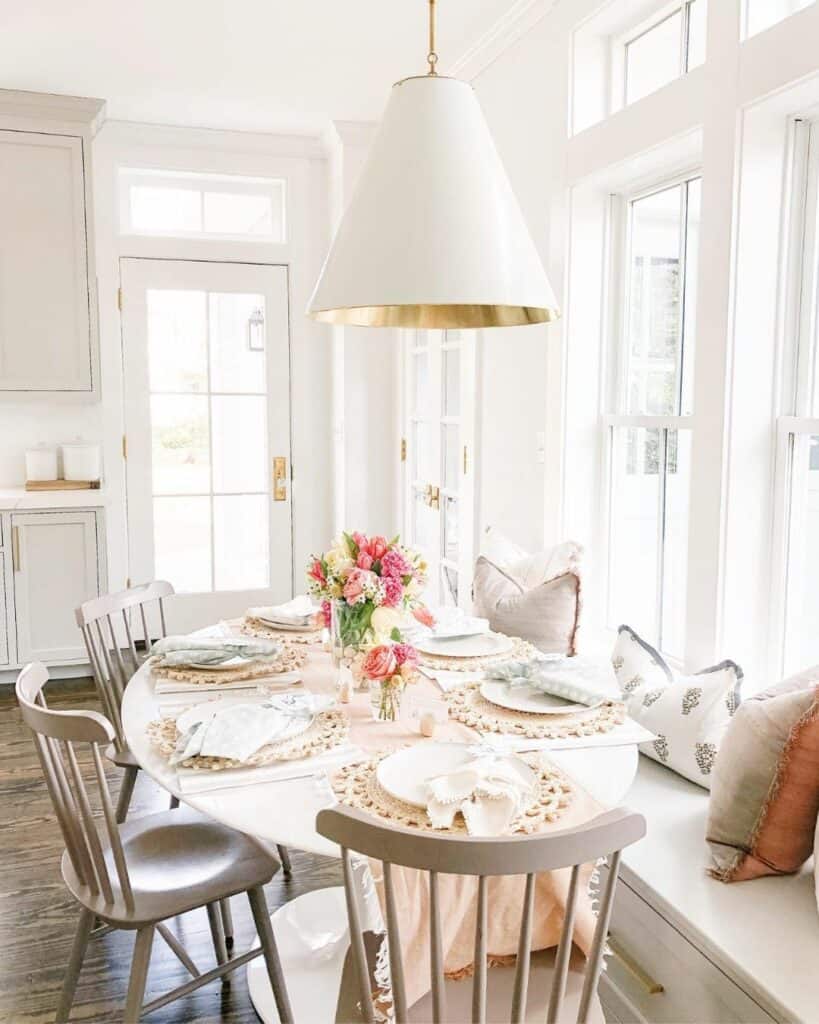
[424,751,537,836]
[170,693,333,765]
[247,595,316,627]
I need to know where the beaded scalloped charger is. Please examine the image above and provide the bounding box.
[330,751,574,834]
[444,682,627,740]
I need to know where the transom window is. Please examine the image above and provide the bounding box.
[744,0,814,38]
[621,0,707,107]
[119,168,286,242]
[605,175,702,659]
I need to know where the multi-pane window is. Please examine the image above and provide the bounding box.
[775,119,819,673]
[119,168,286,242]
[605,176,701,658]
[623,0,707,106]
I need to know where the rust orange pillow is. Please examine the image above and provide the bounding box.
[707,666,819,882]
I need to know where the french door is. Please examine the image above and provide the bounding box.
[402,330,477,609]
[121,258,292,633]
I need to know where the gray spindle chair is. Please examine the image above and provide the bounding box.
[16,663,293,1024]
[76,581,176,824]
[317,804,646,1024]
[76,581,294,950]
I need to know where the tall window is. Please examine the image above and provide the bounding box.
[774,120,819,673]
[620,0,707,107]
[745,0,814,38]
[605,176,702,659]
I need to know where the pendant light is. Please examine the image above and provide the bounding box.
[308,0,560,329]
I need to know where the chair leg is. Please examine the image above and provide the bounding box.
[276,844,292,878]
[169,794,180,810]
[123,925,154,1023]
[219,897,234,951]
[247,885,294,1024]
[206,902,228,968]
[55,907,95,1023]
[115,765,139,824]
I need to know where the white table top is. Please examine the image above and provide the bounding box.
[121,643,639,859]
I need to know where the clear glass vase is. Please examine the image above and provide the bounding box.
[369,677,405,722]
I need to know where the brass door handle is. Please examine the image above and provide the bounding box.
[608,936,664,995]
[424,484,440,510]
[273,457,287,501]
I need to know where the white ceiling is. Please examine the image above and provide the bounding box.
[0,1,512,133]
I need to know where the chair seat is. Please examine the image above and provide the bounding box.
[62,805,278,927]
[105,741,140,769]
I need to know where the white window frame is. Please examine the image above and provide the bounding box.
[769,116,819,674]
[601,169,701,662]
[611,0,704,114]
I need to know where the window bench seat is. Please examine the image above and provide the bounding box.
[600,757,818,1023]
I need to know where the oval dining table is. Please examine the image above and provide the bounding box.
[121,630,638,1023]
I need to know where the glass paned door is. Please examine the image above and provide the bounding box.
[121,259,291,632]
[402,330,476,609]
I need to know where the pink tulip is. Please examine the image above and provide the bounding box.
[367,535,389,561]
[356,551,374,570]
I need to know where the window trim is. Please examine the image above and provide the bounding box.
[601,171,702,659]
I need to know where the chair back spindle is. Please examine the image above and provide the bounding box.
[76,581,174,752]
[317,805,646,1024]
[16,663,135,912]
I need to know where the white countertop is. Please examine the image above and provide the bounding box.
[0,486,108,510]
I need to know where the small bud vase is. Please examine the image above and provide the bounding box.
[369,676,405,722]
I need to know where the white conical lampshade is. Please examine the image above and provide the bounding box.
[308,75,560,329]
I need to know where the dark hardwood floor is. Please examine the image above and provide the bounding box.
[0,678,342,1023]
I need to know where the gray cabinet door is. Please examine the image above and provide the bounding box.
[12,511,100,663]
[0,131,95,391]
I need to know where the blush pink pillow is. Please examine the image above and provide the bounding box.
[707,666,819,882]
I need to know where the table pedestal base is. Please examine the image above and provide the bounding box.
[247,886,349,1024]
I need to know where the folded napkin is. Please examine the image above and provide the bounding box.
[247,595,316,627]
[425,750,537,836]
[170,692,333,765]
[485,656,613,707]
[152,635,282,668]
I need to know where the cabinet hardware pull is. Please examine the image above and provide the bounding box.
[273,457,287,501]
[608,935,664,995]
[11,527,20,573]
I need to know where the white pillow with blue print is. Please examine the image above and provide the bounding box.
[611,625,743,790]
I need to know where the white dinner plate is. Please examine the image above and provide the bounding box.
[413,632,515,659]
[479,679,604,715]
[376,741,536,808]
[256,618,317,632]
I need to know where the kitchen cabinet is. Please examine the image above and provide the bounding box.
[0,90,104,394]
[2,507,105,667]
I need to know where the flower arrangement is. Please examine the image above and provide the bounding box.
[307,532,430,652]
[352,642,420,721]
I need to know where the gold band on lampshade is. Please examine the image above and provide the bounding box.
[310,302,561,329]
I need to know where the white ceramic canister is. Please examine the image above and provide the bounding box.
[61,443,101,482]
[25,447,58,482]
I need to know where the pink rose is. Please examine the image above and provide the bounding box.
[367,535,389,561]
[356,551,374,570]
[381,548,411,579]
[392,643,418,666]
[361,644,398,681]
[412,605,436,628]
[342,569,366,604]
[318,599,331,629]
[381,575,403,607]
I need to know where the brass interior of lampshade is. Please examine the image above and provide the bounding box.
[309,303,562,329]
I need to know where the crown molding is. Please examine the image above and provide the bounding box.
[0,88,106,135]
[451,0,559,82]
